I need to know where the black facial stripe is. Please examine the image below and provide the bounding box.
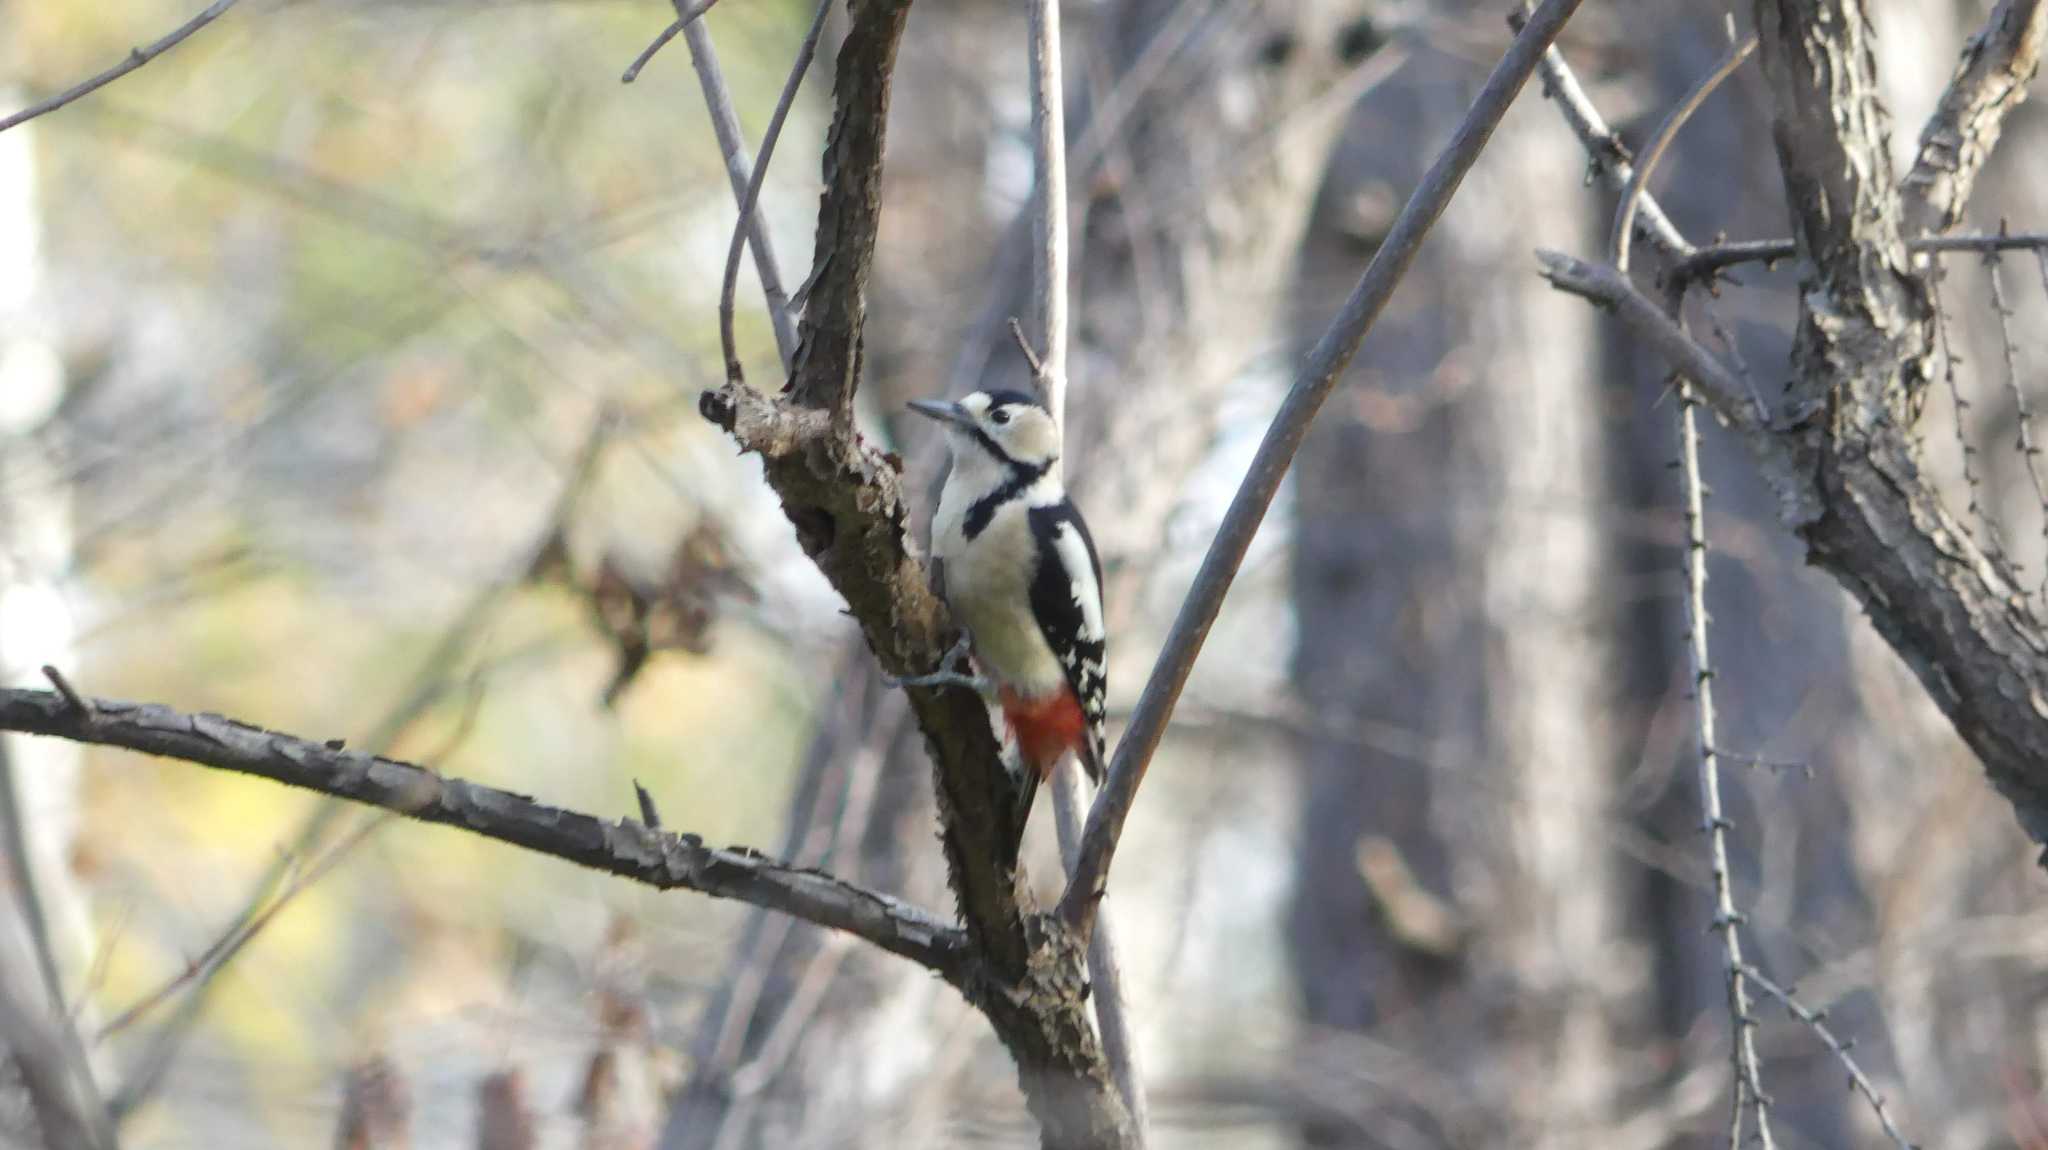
[962,458,1051,538]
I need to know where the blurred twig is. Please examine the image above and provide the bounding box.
[680,6,801,369]
[0,0,241,134]
[1739,964,1917,1150]
[1022,0,1143,1133]
[102,420,610,1122]
[1984,234,2048,602]
[621,0,724,84]
[719,0,832,384]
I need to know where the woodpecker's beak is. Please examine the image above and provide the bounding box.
[908,398,971,427]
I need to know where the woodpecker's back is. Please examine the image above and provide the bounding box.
[909,390,1108,792]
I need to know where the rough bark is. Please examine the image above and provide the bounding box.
[675,1,1393,1144]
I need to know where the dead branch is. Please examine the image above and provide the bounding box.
[0,686,969,977]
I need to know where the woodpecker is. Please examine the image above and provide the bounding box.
[906,390,1107,843]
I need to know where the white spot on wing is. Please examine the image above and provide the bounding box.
[1052,520,1105,642]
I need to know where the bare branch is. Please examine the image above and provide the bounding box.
[1611,33,1755,272]
[1022,6,1144,1131]
[1058,0,1589,934]
[1027,0,1070,425]
[1677,346,1775,1150]
[1672,230,2048,286]
[681,8,801,370]
[1052,769,1146,1141]
[0,0,241,135]
[0,687,968,977]
[1513,4,1690,262]
[1534,252,1760,430]
[720,0,833,383]
[1901,0,2048,236]
[621,0,723,84]
[1738,965,1918,1150]
[1985,242,2048,600]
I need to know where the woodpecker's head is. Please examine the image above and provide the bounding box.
[908,390,1060,475]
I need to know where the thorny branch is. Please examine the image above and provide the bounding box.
[1900,0,2048,236]
[1739,965,1917,1150]
[0,686,969,977]
[0,0,242,135]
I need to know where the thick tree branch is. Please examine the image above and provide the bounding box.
[696,4,1136,1144]
[0,687,969,977]
[1576,2,2048,859]
[1058,0,1588,934]
[785,0,912,424]
[1901,0,2048,236]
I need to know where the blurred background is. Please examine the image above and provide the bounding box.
[2,0,2048,1147]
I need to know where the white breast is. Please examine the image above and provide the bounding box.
[932,481,1066,696]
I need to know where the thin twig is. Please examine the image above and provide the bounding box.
[1738,964,1918,1150]
[1513,2,1690,262]
[1024,0,1146,1132]
[1677,343,1776,1150]
[40,667,90,719]
[1931,267,2010,563]
[1611,34,1756,273]
[1672,231,2048,288]
[621,0,723,84]
[1984,237,2048,602]
[1028,0,1071,426]
[682,9,800,370]
[719,0,832,384]
[1052,767,1147,1139]
[0,0,241,135]
[1059,0,1589,935]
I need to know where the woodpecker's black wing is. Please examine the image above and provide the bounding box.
[1026,500,1108,782]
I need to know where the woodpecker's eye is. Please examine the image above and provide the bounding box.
[991,408,1012,425]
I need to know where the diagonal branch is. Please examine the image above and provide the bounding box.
[0,0,241,135]
[1514,3,1691,263]
[1057,0,1588,935]
[1901,0,2048,236]
[0,687,969,977]
[719,0,834,384]
[1535,252,1762,431]
[681,6,802,370]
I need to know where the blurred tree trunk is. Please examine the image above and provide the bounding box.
[0,72,106,1145]
[662,2,1383,1145]
[1285,25,1630,1146]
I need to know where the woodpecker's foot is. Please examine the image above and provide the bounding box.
[885,636,991,695]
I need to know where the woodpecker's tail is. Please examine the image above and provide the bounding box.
[1009,766,1040,862]
[1077,736,1105,786]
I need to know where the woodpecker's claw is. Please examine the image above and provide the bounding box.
[884,636,991,696]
